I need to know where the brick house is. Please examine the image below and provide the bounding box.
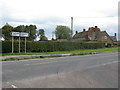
[73,26,117,45]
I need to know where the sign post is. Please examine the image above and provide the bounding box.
[19,36,20,53]
[25,37,26,53]
[12,36,14,53]
[20,32,29,53]
[11,32,20,53]
[11,32,29,53]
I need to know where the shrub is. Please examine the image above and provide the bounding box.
[2,40,105,53]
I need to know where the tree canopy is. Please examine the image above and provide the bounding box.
[2,23,13,40]
[1,24,37,41]
[26,25,37,41]
[55,25,72,40]
[37,29,48,41]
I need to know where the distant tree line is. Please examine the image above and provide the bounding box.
[1,23,48,41]
[1,23,72,41]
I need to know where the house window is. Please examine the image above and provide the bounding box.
[88,36,92,40]
[103,36,107,39]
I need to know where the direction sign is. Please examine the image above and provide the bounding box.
[20,32,29,37]
[11,32,20,37]
[11,32,29,37]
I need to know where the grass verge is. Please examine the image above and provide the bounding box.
[2,47,118,56]
[2,47,118,61]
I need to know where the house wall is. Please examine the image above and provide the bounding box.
[97,31,113,45]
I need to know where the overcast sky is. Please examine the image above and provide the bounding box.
[0,0,119,40]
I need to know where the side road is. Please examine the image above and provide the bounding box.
[1,50,117,61]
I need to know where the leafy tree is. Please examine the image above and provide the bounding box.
[13,25,26,32]
[37,29,48,41]
[51,38,55,41]
[2,23,13,40]
[12,25,27,40]
[26,25,37,40]
[55,25,72,40]
[40,36,48,41]
[38,29,44,37]
[26,25,37,41]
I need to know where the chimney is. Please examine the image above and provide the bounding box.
[83,29,85,32]
[95,26,98,29]
[115,33,116,37]
[76,31,78,34]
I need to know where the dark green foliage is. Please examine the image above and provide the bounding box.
[1,24,37,41]
[2,41,105,53]
[26,25,37,41]
[37,29,48,41]
[1,23,13,40]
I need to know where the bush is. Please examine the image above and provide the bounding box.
[2,40,105,53]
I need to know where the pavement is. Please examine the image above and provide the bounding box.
[1,51,117,60]
[2,52,119,88]
[1,54,72,60]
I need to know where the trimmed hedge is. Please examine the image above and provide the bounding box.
[2,40,105,53]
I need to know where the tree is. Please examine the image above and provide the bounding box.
[38,29,45,37]
[13,25,26,32]
[26,25,37,41]
[55,25,72,40]
[37,29,48,41]
[2,23,13,40]
[40,36,48,41]
[12,25,27,40]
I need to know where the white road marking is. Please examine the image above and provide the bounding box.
[25,60,60,65]
[87,61,118,69]
[7,82,18,88]
[25,55,118,66]
[11,84,17,88]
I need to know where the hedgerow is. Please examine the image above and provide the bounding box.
[2,40,105,53]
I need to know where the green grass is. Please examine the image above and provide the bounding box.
[2,47,118,56]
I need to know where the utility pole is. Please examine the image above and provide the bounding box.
[71,17,73,36]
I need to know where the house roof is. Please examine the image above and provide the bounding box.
[110,36,117,41]
[73,27,117,42]
[73,31,88,39]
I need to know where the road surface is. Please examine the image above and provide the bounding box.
[2,52,118,88]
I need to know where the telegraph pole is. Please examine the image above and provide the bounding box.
[71,17,73,36]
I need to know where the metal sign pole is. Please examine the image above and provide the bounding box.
[25,37,26,53]
[12,36,14,53]
[19,36,20,53]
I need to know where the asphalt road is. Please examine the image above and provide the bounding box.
[2,52,118,88]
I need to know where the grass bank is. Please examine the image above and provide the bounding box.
[2,47,118,56]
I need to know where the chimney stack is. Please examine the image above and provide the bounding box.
[83,29,85,32]
[115,33,116,37]
[76,31,78,34]
[95,26,98,28]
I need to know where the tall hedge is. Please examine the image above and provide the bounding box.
[2,40,105,53]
